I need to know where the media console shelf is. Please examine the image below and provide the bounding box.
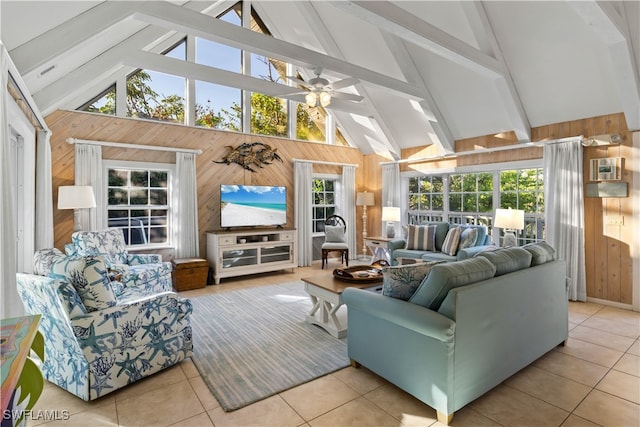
[206,229,297,284]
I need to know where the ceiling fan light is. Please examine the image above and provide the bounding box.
[319,91,331,107]
[305,92,317,107]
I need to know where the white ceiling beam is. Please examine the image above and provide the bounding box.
[130,1,428,102]
[289,1,403,158]
[33,26,171,115]
[332,1,503,78]
[8,1,136,75]
[569,1,640,131]
[382,33,455,154]
[472,2,531,142]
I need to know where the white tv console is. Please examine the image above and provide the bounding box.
[206,229,297,284]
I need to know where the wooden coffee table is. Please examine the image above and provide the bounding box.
[301,274,382,338]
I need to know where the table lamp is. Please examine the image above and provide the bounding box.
[493,208,524,247]
[356,192,374,258]
[58,185,96,231]
[381,206,401,239]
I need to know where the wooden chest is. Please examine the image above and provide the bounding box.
[172,258,209,291]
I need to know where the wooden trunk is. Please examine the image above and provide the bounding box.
[172,258,209,291]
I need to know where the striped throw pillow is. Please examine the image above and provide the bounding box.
[441,226,462,256]
[406,225,436,251]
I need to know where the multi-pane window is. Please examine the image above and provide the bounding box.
[500,168,544,244]
[107,166,170,246]
[76,1,352,148]
[448,172,493,226]
[406,167,544,244]
[312,178,336,233]
[408,175,444,212]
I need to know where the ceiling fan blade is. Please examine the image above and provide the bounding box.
[331,92,364,103]
[286,75,310,87]
[330,77,360,90]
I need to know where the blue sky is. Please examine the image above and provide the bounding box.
[221,185,287,204]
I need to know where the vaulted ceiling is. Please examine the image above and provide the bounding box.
[2,1,639,159]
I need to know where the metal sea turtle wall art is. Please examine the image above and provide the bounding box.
[214,142,283,172]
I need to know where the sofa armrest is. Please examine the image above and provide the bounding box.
[343,288,455,342]
[387,239,407,252]
[127,253,162,265]
[457,245,496,260]
[71,292,192,352]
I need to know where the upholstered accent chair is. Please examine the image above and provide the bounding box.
[321,214,349,269]
[66,229,172,295]
[16,249,193,401]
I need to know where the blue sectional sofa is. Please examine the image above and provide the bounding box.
[343,243,567,425]
[388,222,494,265]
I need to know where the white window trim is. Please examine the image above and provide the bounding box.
[312,173,340,238]
[103,160,175,250]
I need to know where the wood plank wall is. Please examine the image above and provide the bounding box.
[373,113,634,306]
[46,110,364,259]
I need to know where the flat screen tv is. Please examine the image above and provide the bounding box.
[220,185,287,228]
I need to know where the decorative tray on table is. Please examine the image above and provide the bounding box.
[332,261,388,282]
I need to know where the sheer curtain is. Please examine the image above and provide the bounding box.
[35,129,54,249]
[544,137,586,301]
[172,152,199,257]
[75,143,105,230]
[341,166,356,259]
[1,44,20,318]
[294,161,313,266]
[381,162,401,236]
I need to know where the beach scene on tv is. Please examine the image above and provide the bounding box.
[220,185,287,227]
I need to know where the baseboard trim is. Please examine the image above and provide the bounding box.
[586,297,635,312]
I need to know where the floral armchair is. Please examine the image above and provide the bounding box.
[65,229,172,296]
[17,250,193,401]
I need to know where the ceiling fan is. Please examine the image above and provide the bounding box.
[286,67,364,108]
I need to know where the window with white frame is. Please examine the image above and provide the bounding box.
[312,177,337,233]
[404,164,544,245]
[105,162,173,247]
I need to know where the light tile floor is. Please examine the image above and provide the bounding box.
[26,263,640,427]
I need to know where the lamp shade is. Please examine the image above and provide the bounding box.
[356,192,374,206]
[58,186,96,209]
[494,208,524,230]
[381,206,401,222]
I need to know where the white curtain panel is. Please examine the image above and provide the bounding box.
[0,44,21,318]
[74,143,104,230]
[544,137,586,301]
[341,165,357,259]
[381,162,401,236]
[173,152,199,258]
[35,129,54,249]
[294,161,313,266]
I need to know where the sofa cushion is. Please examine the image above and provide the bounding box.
[381,261,440,301]
[50,256,117,312]
[523,241,556,266]
[34,248,65,276]
[409,257,496,310]
[476,247,532,276]
[441,226,462,256]
[458,227,478,251]
[406,225,436,251]
[325,225,346,243]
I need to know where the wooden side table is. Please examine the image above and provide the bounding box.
[363,236,394,264]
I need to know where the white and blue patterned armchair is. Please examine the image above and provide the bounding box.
[65,229,172,295]
[16,250,193,401]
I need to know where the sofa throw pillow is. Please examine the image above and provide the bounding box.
[382,261,440,301]
[49,256,116,312]
[441,226,462,256]
[325,225,346,243]
[34,248,65,276]
[405,225,436,251]
[457,227,478,251]
[409,257,497,310]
